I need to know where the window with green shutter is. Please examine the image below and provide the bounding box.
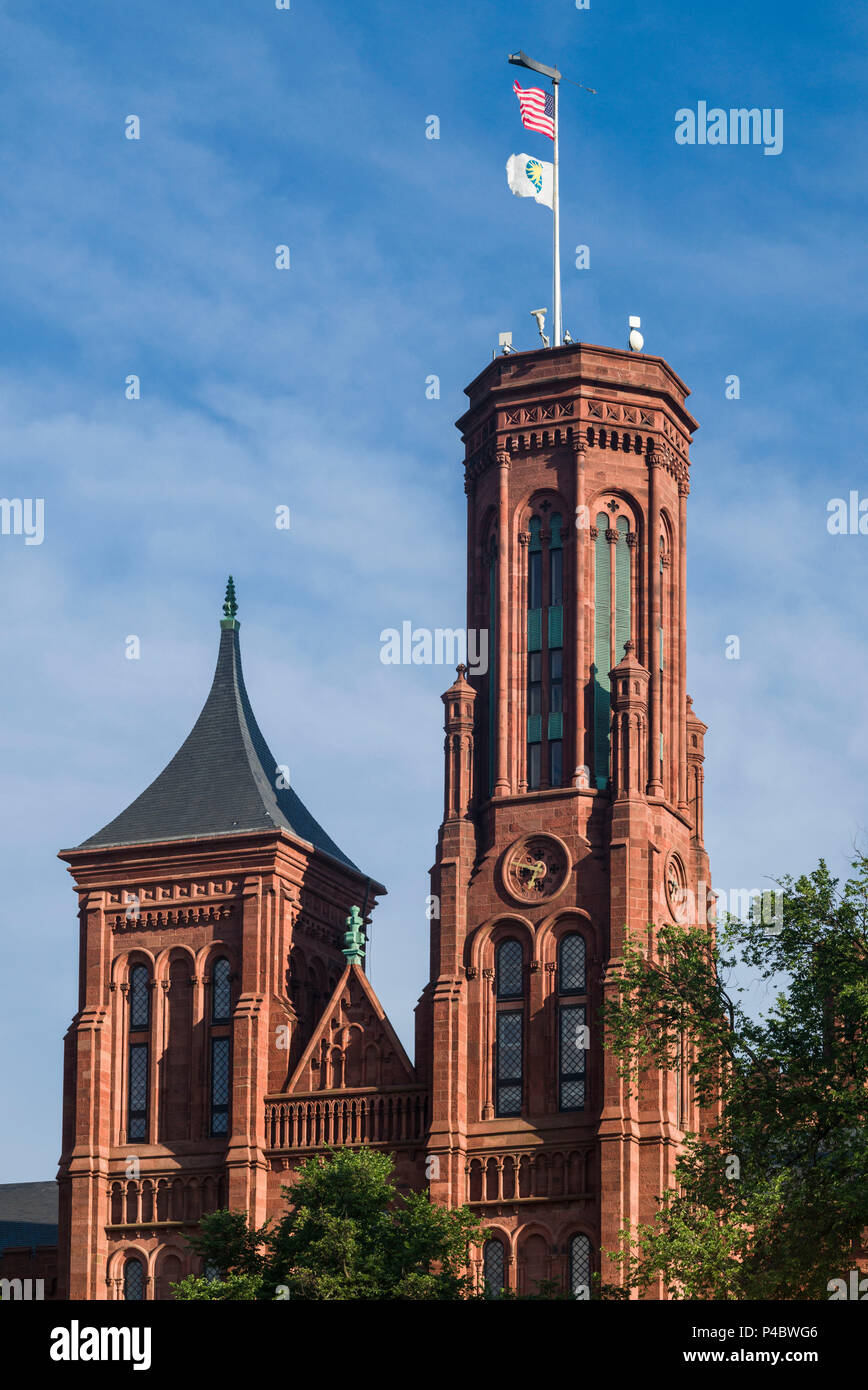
[525,508,568,789]
[593,517,611,788]
[591,506,636,790]
[615,515,631,661]
[488,536,497,796]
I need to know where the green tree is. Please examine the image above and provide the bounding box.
[602,857,868,1300]
[174,1146,483,1301]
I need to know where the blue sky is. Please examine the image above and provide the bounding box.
[1,0,866,1180]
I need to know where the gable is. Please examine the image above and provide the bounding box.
[287,964,416,1093]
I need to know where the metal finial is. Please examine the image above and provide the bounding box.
[342,906,366,965]
[221,576,239,630]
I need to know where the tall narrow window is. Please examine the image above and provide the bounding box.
[210,1037,230,1136]
[526,517,543,787]
[212,958,232,1024]
[487,533,498,796]
[526,510,564,789]
[496,1011,523,1117]
[659,531,666,788]
[558,933,588,1113]
[527,652,542,790]
[558,933,586,993]
[494,938,524,1116]
[615,515,631,660]
[483,1238,505,1297]
[124,1257,145,1301]
[569,1234,591,1297]
[160,958,193,1143]
[675,1030,686,1128]
[128,965,150,1142]
[130,964,150,1030]
[592,515,611,788]
[559,1006,586,1112]
[209,958,232,1137]
[496,939,523,999]
[593,508,634,787]
[546,513,564,787]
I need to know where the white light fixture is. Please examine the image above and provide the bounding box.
[531,308,550,348]
[628,315,644,352]
[498,331,515,355]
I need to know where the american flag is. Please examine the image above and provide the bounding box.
[512,80,555,140]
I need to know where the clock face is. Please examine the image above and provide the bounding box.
[503,835,571,904]
[665,855,688,922]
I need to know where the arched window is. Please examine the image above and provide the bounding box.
[592,505,634,788]
[129,964,150,1030]
[156,1253,183,1302]
[483,1238,505,1298]
[496,939,523,999]
[160,957,192,1143]
[557,934,587,1112]
[123,1257,145,1301]
[558,933,586,994]
[494,940,524,1117]
[569,1234,592,1298]
[487,530,498,796]
[526,510,564,789]
[127,965,150,1142]
[211,958,232,1024]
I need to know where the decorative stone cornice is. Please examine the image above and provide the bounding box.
[112,904,233,933]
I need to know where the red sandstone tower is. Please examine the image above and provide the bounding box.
[55,580,409,1300]
[416,340,712,1295]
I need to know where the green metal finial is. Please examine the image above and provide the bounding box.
[342,906,366,965]
[221,576,239,630]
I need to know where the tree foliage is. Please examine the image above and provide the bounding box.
[602,857,868,1299]
[174,1146,483,1301]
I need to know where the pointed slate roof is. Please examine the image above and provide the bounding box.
[78,581,359,870]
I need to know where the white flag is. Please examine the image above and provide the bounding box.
[506,153,554,209]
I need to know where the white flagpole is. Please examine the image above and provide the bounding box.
[552,76,562,347]
[509,51,591,350]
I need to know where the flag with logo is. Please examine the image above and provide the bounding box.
[506,153,554,209]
